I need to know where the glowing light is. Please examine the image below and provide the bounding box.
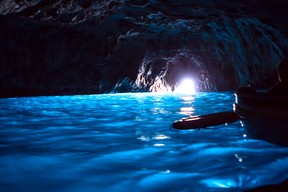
[161,170,171,174]
[153,134,170,140]
[174,78,196,94]
[179,107,195,115]
[154,143,165,147]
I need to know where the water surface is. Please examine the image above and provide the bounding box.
[0,92,287,191]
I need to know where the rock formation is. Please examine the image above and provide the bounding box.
[0,0,288,97]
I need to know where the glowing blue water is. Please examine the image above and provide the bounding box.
[0,92,287,191]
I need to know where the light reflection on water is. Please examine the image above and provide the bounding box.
[0,92,287,191]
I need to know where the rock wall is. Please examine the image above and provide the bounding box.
[0,0,288,97]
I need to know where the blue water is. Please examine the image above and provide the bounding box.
[0,92,287,192]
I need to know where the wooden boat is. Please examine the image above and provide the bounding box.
[234,89,288,146]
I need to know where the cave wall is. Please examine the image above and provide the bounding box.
[0,0,288,97]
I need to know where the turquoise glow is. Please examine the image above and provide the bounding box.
[0,92,287,191]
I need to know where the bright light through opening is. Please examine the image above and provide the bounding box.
[174,78,196,94]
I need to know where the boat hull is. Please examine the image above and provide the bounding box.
[234,91,288,146]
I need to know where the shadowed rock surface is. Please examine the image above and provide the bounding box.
[0,0,288,97]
